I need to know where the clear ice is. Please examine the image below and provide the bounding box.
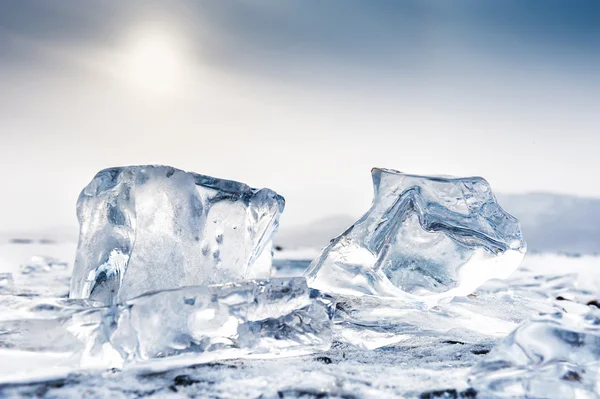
[470,303,600,399]
[3,165,580,397]
[0,256,71,298]
[70,166,285,304]
[305,168,526,303]
[0,278,333,374]
[332,288,559,350]
[330,259,580,350]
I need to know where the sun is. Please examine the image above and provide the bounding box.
[117,28,190,98]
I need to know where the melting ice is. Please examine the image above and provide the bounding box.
[0,166,337,382]
[3,165,597,398]
[306,168,526,304]
[70,165,285,304]
[0,278,333,376]
[470,303,600,399]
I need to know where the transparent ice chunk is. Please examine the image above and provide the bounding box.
[306,168,526,303]
[0,278,333,376]
[0,296,97,322]
[70,166,285,304]
[470,304,600,399]
[333,291,557,350]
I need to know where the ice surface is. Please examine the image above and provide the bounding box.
[0,297,96,353]
[2,242,600,398]
[0,338,487,399]
[306,168,526,303]
[331,255,587,351]
[333,288,558,350]
[470,304,600,399]
[0,277,333,375]
[0,256,71,298]
[479,270,580,301]
[70,166,285,304]
[91,277,334,370]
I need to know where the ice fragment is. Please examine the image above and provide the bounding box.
[306,168,526,303]
[0,257,72,297]
[0,278,333,373]
[70,166,285,304]
[333,290,557,350]
[470,304,600,399]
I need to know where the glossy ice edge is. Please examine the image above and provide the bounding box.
[306,168,526,304]
[470,303,600,399]
[71,165,286,304]
[0,277,334,383]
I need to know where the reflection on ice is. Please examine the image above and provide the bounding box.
[0,277,333,378]
[470,304,600,399]
[4,166,599,397]
[0,256,72,298]
[332,290,558,350]
[71,166,285,304]
[306,168,526,304]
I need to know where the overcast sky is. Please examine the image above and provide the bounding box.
[1,1,599,233]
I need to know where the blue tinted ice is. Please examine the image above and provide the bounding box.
[0,256,71,298]
[470,304,600,399]
[70,166,285,304]
[332,289,559,350]
[0,278,334,373]
[306,168,526,303]
[96,277,334,370]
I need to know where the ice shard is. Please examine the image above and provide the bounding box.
[332,289,558,350]
[470,304,600,399]
[0,278,334,376]
[70,166,285,304]
[478,269,580,301]
[305,168,526,303]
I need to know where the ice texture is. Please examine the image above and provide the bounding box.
[93,277,334,370]
[2,248,599,397]
[333,290,558,350]
[305,168,526,303]
[0,256,71,298]
[70,166,285,304]
[331,259,580,351]
[0,278,333,374]
[470,304,600,399]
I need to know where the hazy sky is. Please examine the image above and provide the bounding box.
[1,1,599,233]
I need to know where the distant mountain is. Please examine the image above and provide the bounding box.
[497,193,600,255]
[275,193,600,255]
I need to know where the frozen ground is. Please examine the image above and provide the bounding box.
[0,239,599,398]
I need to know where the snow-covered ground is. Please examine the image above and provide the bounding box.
[0,239,598,398]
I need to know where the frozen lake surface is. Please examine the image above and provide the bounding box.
[0,240,598,398]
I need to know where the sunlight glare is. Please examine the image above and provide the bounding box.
[118,27,191,98]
